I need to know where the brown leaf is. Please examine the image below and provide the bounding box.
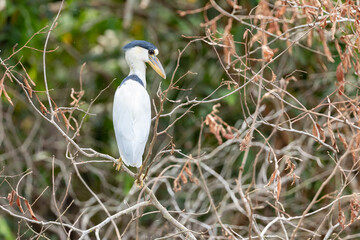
[319,19,327,29]
[173,178,181,192]
[323,0,334,12]
[35,94,49,114]
[180,173,188,184]
[223,18,235,65]
[266,170,277,187]
[19,62,36,86]
[312,123,326,141]
[285,158,295,175]
[338,203,346,230]
[338,133,348,149]
[3,88,13,106]
[355,59,360,76]
[335,40,343,60]
[319,30,334,62]
[206,115,223,145]
[249,31,262,47]
[327,118,339,152]
[240,131,252,151]
[7,190,15,206]
[16,196,24,213]
[24,199,38,221]
[59,109,74,130]
[271,70,277,82]
[350,197,360,224]
[331,20,337,40]
[276,4,287,17]
[262,45,274,62]
[336,63,344,96]
[220,126,234,140]
[23,77,33,98]
[184,165,192,178]
[307,29,313,47]
[276,175,281,200]
[285,158,300,185]
[282,22,292,54]
[243,29,249,39]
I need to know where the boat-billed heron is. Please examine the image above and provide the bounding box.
[113,40,166,169]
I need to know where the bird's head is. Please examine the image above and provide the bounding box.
[123,40,166,79]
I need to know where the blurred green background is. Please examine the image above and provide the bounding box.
[1,0,358,238]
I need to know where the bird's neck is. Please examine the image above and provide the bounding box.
[128,61,147,88]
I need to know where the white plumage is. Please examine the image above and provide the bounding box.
[113,40,165,168]
[113,80,151,168]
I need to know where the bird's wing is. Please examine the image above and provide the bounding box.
[113,81,151,167]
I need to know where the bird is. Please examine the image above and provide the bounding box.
[113,40,166,170]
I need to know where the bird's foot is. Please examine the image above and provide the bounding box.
[135,172,145,188]
[115,157,122,171]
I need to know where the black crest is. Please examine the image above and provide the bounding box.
[123,40,157,51]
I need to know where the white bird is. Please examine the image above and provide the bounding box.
[113,40,166,169]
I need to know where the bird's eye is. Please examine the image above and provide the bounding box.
[148,49,155,55]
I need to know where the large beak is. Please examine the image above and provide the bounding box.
[147,55,166,79]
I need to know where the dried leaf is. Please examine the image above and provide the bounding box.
[285,158,295,174]
[271,70,276,82]
[59,109,74,130]
[276,4,287,17]
[19,61,36,86]
[3,88,13,106]
[319,18,327,29]
[285,158,300,185]
[16,196,24,213]
[23,77,33,98]
[180,173,188,184]
[276,175,281,200]
[173,160,199,192]
[8,190,15,206]
[327,118,339,152]
[355,59,360,76]
[173,178,181,192]
[336,63,344,95]
[307,29,313,47]
[338,203,346,230]
[323,0,334,12]
[262,45,274,62]
[319,30,334,62]
[338,133,348,149]
[240,131,252,151]
[312,123,325,141]
[331,20,337,40]
[335,40,343,60]
[184,166,193,178]
[282,22,292,54]
[266,170,277,187]
[35,94,49,114]
[243,29,249,39]
[350,197,360,224]
[24,199,38,221]
[223,18,235,65]
[249,31,262,47]
[205,104,234,145]
[220,126,234,140]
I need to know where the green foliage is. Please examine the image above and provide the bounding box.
[0,217,14,240]
[2,0,360,238]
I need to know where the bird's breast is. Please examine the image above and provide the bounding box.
[113,81,151,120]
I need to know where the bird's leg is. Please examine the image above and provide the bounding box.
[135,166,145,188]
[115,157,122,171]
